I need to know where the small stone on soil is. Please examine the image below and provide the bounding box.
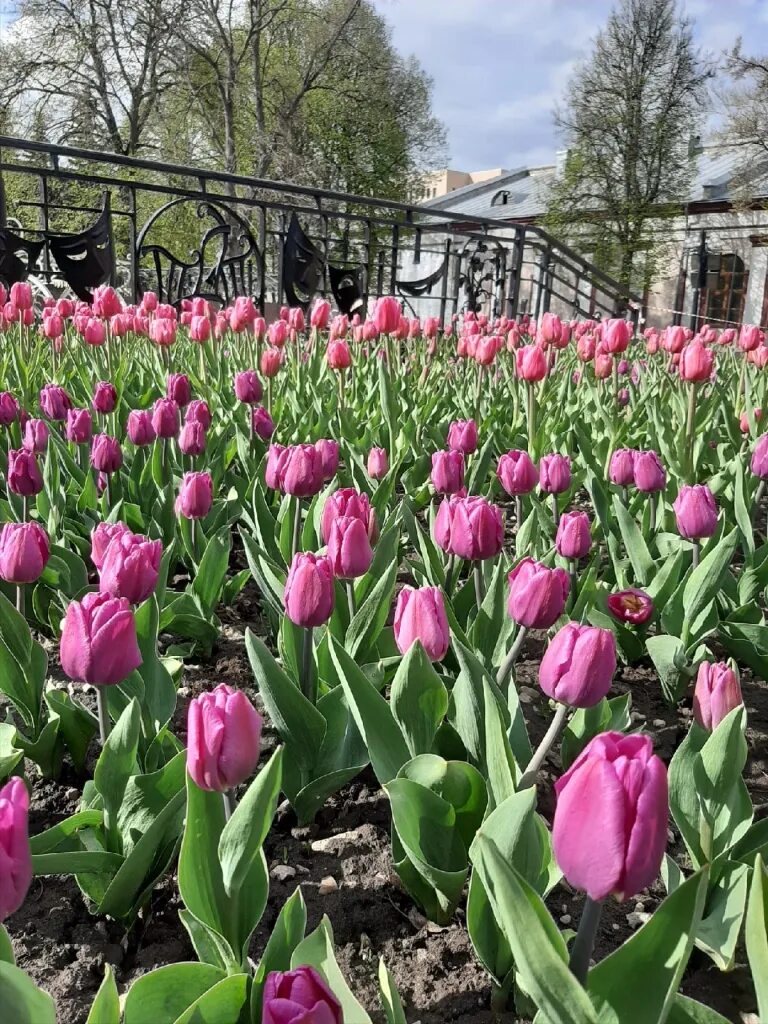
[318,875,338,895]
[270,865,296,882]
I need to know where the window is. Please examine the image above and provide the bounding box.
[491,190,510,207]
[704,253,747,326]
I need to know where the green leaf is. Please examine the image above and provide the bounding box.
[645,635,686,703]
[0,961,56,1024]
[389,642,448,758]
[219,747,282,896]
[471,836,598,1024]
[378,958,407,1024]
[191,528,231,617]
[666,994,731,1024]
[612,494,655,585]
[178,776,229,945]
[94,698,141,842]
[291,916,372,1024]
[173,974,248,1024]
[346,559,397,661]
[85,966,120,1024]
[746,854,768,1021]
[587,870,709,1024]
[252,888,307,1022]
[682,529,738,636]
[331,635,410,785]
[32,851,125,875]
[122,963,225,1024]
[0,923,14,965]
[695,861,749,970]
[29,809,104,854]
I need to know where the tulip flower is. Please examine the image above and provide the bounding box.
[284,552,335,628]
[603,318,632,354]
[92,285,122,318]
[39,384,72,421]
[539,623,616,708]
[252,406,275,440]
[321,488,377,545]
[190,315,211,343]
[272,444,324,497]
[673,484,718,542]
[10,281,33,310]
[693,661,743,731]
[22,418,48,454]
[553,732,668,903]
[7,449,43,497]
[431,450,465,495]
[179,421,207,456]
[497,450,538,496]
[679,340,713,382]
[447,419,478,455]
[66,408,93,445]
[327,515,374,579]
[90,434,122,474]
[187,684,263,795]
[99,531,162,604]
[185,400,212,430]
[126,409,156,446]
[149,318,176,346]
[176,471,213,519]
[555,510,591,560]
[93,381,118,415]
[327,339,352,370]
[607,588,654,625]
[151,398,180,439]
[310,298,331,330]
[433,495,503,561]
[84,318,106,347]
[263,966,342,1024]
[234,370,263,404]
[739,324,763,352]
[609,449,636,488]
[394,586,450,662]
[633,450,666,493]
[507,557,569,629]
[515,344,547,381]
[0,778,32,922]
[739,408,763,433]
[60,591,142,687]
[167,373,192,407]
[752,435,768,480]
[0,521,50,584]
[367,447,388,480]
[91,521,132,570]
[539,454,571,494]
[0,392,19,426]
[373,296,401,334]
[268,320,289,348]
[315,439,340,481]
[261,347,283,378]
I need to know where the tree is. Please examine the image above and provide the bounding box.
[721,42,768,188]
[545,0,709,292]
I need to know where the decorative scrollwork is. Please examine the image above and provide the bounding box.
[47,194,114,302]
[136,198,262,307]
[458,238,506,314]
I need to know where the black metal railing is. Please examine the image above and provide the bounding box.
[0,136,640,320]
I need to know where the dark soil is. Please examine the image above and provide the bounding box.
[5,576,766,1024]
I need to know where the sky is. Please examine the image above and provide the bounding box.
[372,0,768,171]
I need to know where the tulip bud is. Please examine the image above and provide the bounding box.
[10,281,33,310]
[679,340,713,383]
[673,484,718,540]
[555,511,591,559]
[315,439,340,481]
[603,318,632,354]
[367,447,388,480]
[39,384,72,421]
[327,339,352,370]
[187,684,263,792]
[60,591,142,686]
[433,495,503,561]
[176,471,213,519]
[185,399,212,430]
[263,966,342,1024]
[93,381,118,415]
[7,449,43,496]
[553,732,668,902]
[166,373,192,408]
[609,449,636,487]
[327,516,374,578]
[373,296,401,334]
[0,521,50,584]
[126,409,155,446]
[739,324,763,352]
[431,450,465,495]
[310,299,331,329]
[515,344,548,381]
[447,419,478,455]
[149,318,177,346]
[539,623,616,707]
[633,450,666,493]
[539,454,571,495]
[507,557,569,628]
[234,370,263,404]
[394,586,450,662]
[607,588,654,625]
[750,434,768,479]
[0,392,19,426]
[497,450,538,495]
[151,398,180,439]
[284,552,335,627]
[252,405,275,440]
[66,408,93,444]
[693,661,743,731]
[0,778,32,921]
[22,418,49,454]
[91,434,122,474]
[321,488,377,545]
[178,421,207,456]
[99,531,162,604]
[260,346,283,378]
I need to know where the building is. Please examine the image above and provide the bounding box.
[417,167,507,202]
[419,143,768,328]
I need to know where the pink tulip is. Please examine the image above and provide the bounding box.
[321,488,377,545]
[327,340,352,370]
[22,418,49,454]
[9,281,33,310]
[39,384,72,421]
[679,340,713,382]
[394,586,450,662]
[673,484,718,540]
[185,400,212,430]
[263,966,342,1024]
[93,381,118,415]
[0,778,32,921]
[739,324,763,352]
[151,398,180,439]
[178,421,206,456]
[693,661,743,731]
[327,516,374,578]
[539,623,616,707]
[149,319,177,346]
[555,511,591,559]
[507,557,569,628]
[234,370,263,405]
[315,439,340,481]
[603,318,632,354]
[252,406,275,440]
[515,344,548,382]
[433,495,503,560]
[66,408,93,444]
[167,373,192,408]
[186,684,262,792]
[310,299,331,329]
[92,285,122,318]
[190,315,211,343]
[91,434,122,474]
[373,296,401,335]
[497,450,538,495]
[84,318,106,347]
[607,588,654,625]
[431,450,465,495]
[633,450,666,493]
[176,472,213,519]
[98,531,162,604]
[60,591,142,685]
[283,552,335,627]
[7,449,43,496]
[367,447,388,480]
[447,419,478,455]
[609,449,636,487]
[126,410,156,446]
[261,347,283,377]
[268,320,289,348]
[0,522,50,584]
[751,434,768,479]
[539,454,571,494]
[91,522,132,570]
[0,392,19,426]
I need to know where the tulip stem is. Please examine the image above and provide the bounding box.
[444,553,457,594]
[496,625,528,691]
[96,687,111,746]
[346,580,357,620]
[692,540,700,569]
[473,561,485,608]
[569,559,578,606]
[21,496,27,523]
[291,499,302,560]
[16,585,24,618]
[685,384,697,482]
[515,495,523,531]
[222,789,237,822]
[517,701,569,789]
[752,479,765,527]
[551,493,560,527]
[648,495,656,534]
[569,896,604,986]
[526,382,536,452]
[300,627,315,703]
